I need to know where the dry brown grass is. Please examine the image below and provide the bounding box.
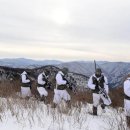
[0,80,20,97]
[0,80,124,108]
[110,87,124,108]
[0,80,129,129]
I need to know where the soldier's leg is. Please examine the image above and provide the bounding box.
[124,99,130,127]
[93,93,100,115]
[63,90,71,108]
[126,116,130,127]
[101,103,106,109]
[52,89,61,108]
[100,103,106,113]
[40,95,46,102]
[21,87,31,99]
[93,106,97,115]
[37,87,48,103]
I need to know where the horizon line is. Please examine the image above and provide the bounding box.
[0,57,130,63]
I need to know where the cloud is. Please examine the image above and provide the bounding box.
[0,0,130,61]
[0,0,130,42]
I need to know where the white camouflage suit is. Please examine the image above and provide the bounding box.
[21,71,31,98]
[88,74,111,107]
[124,77,130,116]
[53,71,71,104]
[37,72,48,97]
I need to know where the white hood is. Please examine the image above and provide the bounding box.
[21,71,27,75]
[58,71,64,76]
[42,71,45,75]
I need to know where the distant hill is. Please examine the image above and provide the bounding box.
[0,58,62,68]
[0,65,88,90]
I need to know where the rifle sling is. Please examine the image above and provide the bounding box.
[124,94,130,100]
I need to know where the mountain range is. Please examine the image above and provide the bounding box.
[0,58,130,87]
[0,58,62,68]
[57,61,130,87]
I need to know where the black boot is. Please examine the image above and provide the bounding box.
[101,103,106,109]
[101,104,106,113]
[126,116,130,127]
[40,95,47,103]
[93,106,97,116]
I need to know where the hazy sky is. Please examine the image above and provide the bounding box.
[0,0,130,61]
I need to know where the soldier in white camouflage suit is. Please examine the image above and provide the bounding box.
[124,74,130,126]
[37,70,50,102]
[52,68,72,108]
[88,68,111,115]
[21,71,32,99]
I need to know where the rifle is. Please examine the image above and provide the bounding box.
[62,75,74,91]
[42,74,52,89]
[98,86,109,99]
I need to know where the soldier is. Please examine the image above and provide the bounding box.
[37,69,50,102]
[52,68,72,108]
[88,68,111,115]
[21,71,32,99]
[124,74,130,126]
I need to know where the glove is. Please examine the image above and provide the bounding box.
[69,86,73,90]
[66,80,69,84]
[95,84,99,91]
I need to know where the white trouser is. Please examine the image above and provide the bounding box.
[124,99,130,117]
[37,87,48,97]
[21,87,31,98]
[93,93,111,107]
[53,89,71,104]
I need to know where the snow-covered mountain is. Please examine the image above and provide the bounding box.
[0,58,130,87]
[0,58,62,68]
[57,61,130,87]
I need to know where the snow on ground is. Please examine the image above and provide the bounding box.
[0,98,128,130]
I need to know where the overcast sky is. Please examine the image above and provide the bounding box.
[0,0,130,61]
